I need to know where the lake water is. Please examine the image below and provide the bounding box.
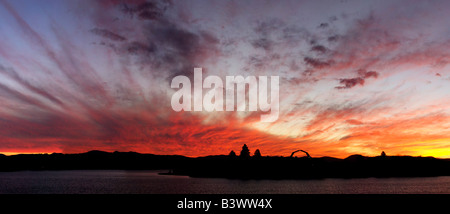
[0,170,449,194]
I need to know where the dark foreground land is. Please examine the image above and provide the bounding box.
[0,151,449,179]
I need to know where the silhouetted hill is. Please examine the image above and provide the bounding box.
[0,151,189,171]
[0,151,448,179]
[169,154,450,179]
[345,154,367,161]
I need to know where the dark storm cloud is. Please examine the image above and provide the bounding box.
[303,57,333,69]
[90,28,126,41]
[251,38,273,51]
[327,35,339,42]
[118,1,170,20]
[254,18,285,35]
[335,77,365,89]
[358,70,379,79]
[89,0,220,78]
[310,45,327,53]
[149,24,201,56]
[140,22,219,77]
[138,10,160,20]
[126,41,156,55]
[318,23,329,28]
[303,69,315,76]
[250,19,286,51]
[335,70,379,89]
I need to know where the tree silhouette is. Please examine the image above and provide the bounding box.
[228,150,236,157]
[253,149,261,157]
[381,151,386,157]
[239,144,250,158]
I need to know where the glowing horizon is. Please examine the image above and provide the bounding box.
[0,0,450,158]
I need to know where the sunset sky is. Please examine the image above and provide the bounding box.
[1,0,450,158]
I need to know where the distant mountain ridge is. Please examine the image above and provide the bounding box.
[0,151,449,179]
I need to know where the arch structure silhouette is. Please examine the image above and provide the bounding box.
[290,150,311,158]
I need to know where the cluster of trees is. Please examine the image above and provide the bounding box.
[228,144,261,158]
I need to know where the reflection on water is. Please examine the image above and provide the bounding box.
[0,170,449,194]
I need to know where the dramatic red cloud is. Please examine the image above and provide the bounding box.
[0,0,449,159]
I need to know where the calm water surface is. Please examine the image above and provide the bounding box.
[0,170,448,194]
